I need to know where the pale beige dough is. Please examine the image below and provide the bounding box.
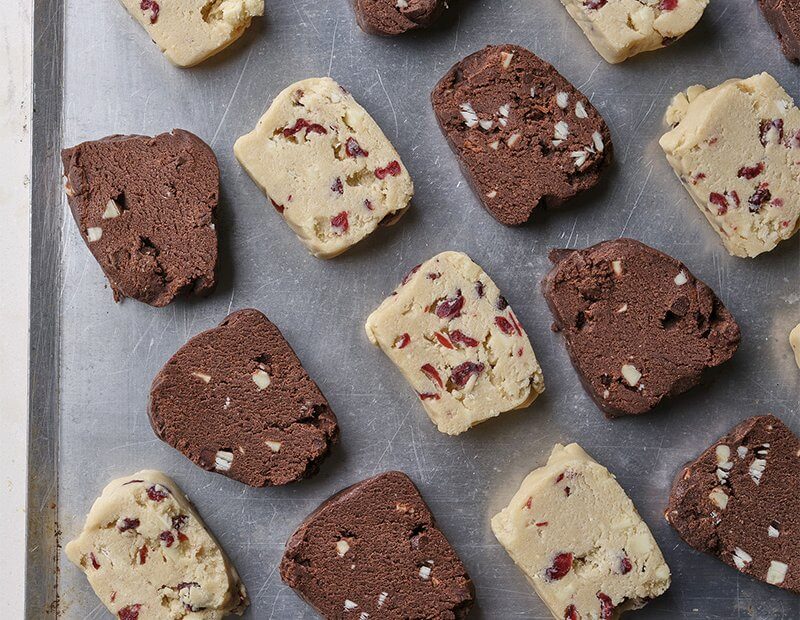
[234,77,414,259]
[118,0,263,67]
[65,470,248,619]
[558,0,708,63]
[492,444,671,620]
[660,73,800,258]
[365,251,544,435]
[791,323,800,369]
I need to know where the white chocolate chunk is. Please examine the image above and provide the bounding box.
[491,444,671,620]
[215,450,234,471]
[365,251,544,436]
[767,560,789,585]
[118,0,264,67]
[251,369,271,390]
[103,199,122,219]
[660,73,800,257]
[558,0,708,63]
[791,323,800,370]
[235,78,413,259]
[64,471,247,618]
[86,227,102,242]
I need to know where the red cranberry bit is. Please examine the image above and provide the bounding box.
[159,531,176,548]
[177,532,189,543]
[690,172,706,185]
[345,137,369,158]
[759,119,784,146]
[402,264,421,285]
[496,296,509,310]
[138,545,148,564]
[545,552,574,581]
[172,515,188,530]
[737,162,764,179]
[283,118,328,138]
[147,485,169,502]
[564,486,572,496]
[270,198,285,213]
[117,518,140,532]
[435,291,465,319]
[331,177,344,195]
[564,605,580,620]
[536,521,549,527]
[475,281,485,298]
[364,199,374,211]
[509,312,523,335]
[524,497,533,510]
[495,316,515,335]
[597,592,614,619]
[708,191,739,215]
[449,330,479,347]
[450,361,485,387]
[418,392,441,400]
[421,364,444,389]
[748,185,772,212]
[139,0,159,23]
[89,552,101,570]
[584,0,607,8]
[118,604,143,620]
[111,592,117,603]
[773,198,784,207]
[435,332,454,349]
[394,333,411,349]
[330,211,349,232]
[375,160,402,179]
[555,473,565,483]
[658,0,677,9]
[427,272,440,280]
[619,556,632,574]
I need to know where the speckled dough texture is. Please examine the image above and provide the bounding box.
[660,73,800,258]
[492,444,671,620]
[558,0,708,63]
[234,77,413,258]
[366,251,545,435]
[118,0,264,67]
[431,44,612,226]
[149,309,339,487]
[666,415,800,593]
[61,130,219,307]
[280,471,475,618]
[65,470,248,619]
[759,0,800,63]
[353,0,446,35]
[542,238,740,417]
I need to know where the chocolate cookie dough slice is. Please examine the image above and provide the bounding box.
[492,444,671,620]
[759,0,800,63]
[118,0,264,67]
[660,73,800,257]
[280,471,475,618]
[149,309,338,487]
[65,470,248,619]
[234,77,413,258]
[542,238,740,417]
[61,130,218,307]
[353,0,446,35]
[431,44,612,226]
[366,251,545,435]
[559,0,708,64]
[666,415,800,592]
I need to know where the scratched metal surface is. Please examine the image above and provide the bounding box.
[29,0,800,617]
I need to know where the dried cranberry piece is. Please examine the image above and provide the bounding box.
[597,592,614,619]
[620,556,632,574]
[584,0,607,8]
[658,0,677,9]
[159,531,176,548]
[524,497,533,510]
[418,392,441,400]
[177,532,189,543]
[375,160,402,179]
[449,330,479,347]
[364,199,374,211]
[435,332,454,349]
[545,552,574,581]
[89,552,101,570]
[748,185,772,212]
[708,191,739,215]
[345,137,369,158]
[394,333,411,349]
[330,211,349,232]
[496,296,509,310]
[172,515,188,531]
[475,281,485,298]
[331,177,344,195]
[737,162,764,179]
[435,291,465,319]
[270,198,285,213]
[402,264,421,285]
[564,605,580,620]
[555,473,565,483]
[536,521,549,527]
[427,272,440,280]
[138,545,148,564]
[139,0,159,23]
[759,119,784,146]
[146,485,169,502]
[117,518,140,532]
[450,361,485,387]
[421,364,444,389]
[118,604,143,620]
[495,316,515,335]
[283,118,328,138]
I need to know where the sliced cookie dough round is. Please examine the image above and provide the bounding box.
[61,130,219,307]
[353,0,446,36]
[149,309,339,487]
[432,44,612,226]
[542,238,740,417]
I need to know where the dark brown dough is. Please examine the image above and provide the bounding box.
[353,0,445,36]
[759,0,800,63]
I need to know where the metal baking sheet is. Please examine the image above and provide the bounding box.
[28,0,800,617]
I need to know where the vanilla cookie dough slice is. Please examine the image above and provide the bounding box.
[234,78,414,258]
[492,444,671,620]
[118,0,263,67]
[365,251,545,435]
[65,471,248,619]
[559,0,708,63]
[660,73,800,257]
[791,323,800,369]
